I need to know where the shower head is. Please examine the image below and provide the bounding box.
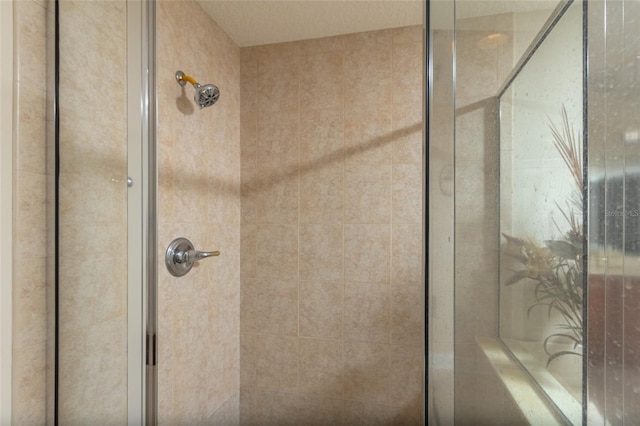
[193,83,220,108]
[175,70,220,108]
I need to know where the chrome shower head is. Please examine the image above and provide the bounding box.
[193,83,220,108]
[175,70,220,108]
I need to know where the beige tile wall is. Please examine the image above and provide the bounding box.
[156,0,241,423]
[239,26,424,425]
[12,0,50,423]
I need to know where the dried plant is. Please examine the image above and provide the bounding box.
[502,106,583,366]
[549,106,583,210]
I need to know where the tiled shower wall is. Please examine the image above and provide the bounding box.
[239,27,424,424]
[12,0,49,423]
[156,1,241,423]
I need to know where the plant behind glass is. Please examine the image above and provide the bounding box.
[502,106,583,366]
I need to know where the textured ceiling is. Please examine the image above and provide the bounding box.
[196,1,424,47]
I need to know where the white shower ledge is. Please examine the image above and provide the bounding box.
[476,337,574,425]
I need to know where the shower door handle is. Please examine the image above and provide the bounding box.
[165,237,220,277]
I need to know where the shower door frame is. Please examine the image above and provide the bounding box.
[427,0,455,423]
[136,0,158,423]
[125,0,156,423]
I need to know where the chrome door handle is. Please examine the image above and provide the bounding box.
[165,237,220,277]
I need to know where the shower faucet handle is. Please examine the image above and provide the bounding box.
[185,249,220,262]
[174,248,220,265]
[165,237,220,277]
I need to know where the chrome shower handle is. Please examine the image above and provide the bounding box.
[180,249,220,263]
[190,249,220,261]
[165,237,221,277]
[173,249,219,264]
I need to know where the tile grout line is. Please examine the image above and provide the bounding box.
[295,47,301,402]
[340,43,347,407]
[340,45,347,406]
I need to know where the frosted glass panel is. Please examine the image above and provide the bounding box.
[587,0,640,422]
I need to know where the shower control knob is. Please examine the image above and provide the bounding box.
[165,237,220,277]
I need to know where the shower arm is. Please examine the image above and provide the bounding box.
[175,70,200,88]
[175,70,220,108]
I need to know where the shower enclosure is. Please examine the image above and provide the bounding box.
[25,0,640,423]
[430,0,640,423]
[52,0,425,424]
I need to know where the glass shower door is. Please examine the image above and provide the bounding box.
[56,0,147,422]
